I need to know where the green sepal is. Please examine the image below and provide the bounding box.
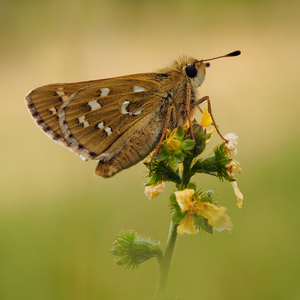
[111,230,163,271]
[193,214,213,234]
[173,150,185,163]
[186,182,197,191]
[201,218,214,234]
[176,125,184,139]
[170,193,187,224]
[181,139,195,151]
[191,143,235,182]
[193,214,204,228]
[155,145,170,161]
[192,123,207,154]
[145,161,181,186]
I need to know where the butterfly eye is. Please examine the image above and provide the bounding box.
[205,62,210,67]
[185,65,197,78]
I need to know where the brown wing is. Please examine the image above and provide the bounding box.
[25,74,167,161]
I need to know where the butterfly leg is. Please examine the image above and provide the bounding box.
[149,104,175,171]
[186,80,196,142]
[192,96,227,142]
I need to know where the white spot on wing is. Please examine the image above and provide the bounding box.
[133,85,145,92]
[78,116,90,127]
[121,100,130,114]
[78,116,85,123]
[49,107,57,115]
[104,127,112,136]
[56,88,68,101]
[133,108,145,116]
[101,88,110,96]
[97,122,104,129]
[56,91,65,96]
[88,100,101,111]
[61,95,69,101]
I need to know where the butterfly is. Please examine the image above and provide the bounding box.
[25,50,240,178]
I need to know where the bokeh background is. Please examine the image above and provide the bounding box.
[1,0,300,299]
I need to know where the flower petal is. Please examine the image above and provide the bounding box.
[200,109,212,127]
[224,133,238,156]
[175,189,195,212]
[177,213,197,235]
[231,181,243,208]
[198,202,233,232]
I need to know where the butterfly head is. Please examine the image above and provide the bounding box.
[182,58,207,88]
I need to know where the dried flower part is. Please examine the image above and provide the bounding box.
[224,133,238,157]
[177,213,197,235]
[231,181,243,208]
[200,109,212,127]
[224,133,244,208]
[144,182,165,200]
[198,202,233,232]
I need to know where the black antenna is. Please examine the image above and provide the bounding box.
[200,50,241,63]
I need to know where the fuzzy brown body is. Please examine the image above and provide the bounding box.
[25,56,207,177]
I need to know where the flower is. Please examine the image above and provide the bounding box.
[174,189,232,235]
[200,109,213,127]
[144,182,165,200]
[224,133,238,157]
[224,133,244,208]
[165,128,182,151]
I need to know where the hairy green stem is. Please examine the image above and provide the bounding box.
[155,220,178,298]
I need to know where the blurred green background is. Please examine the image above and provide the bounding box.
[1,0,300,299]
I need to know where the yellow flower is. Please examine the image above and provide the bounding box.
[165,128,182,151]
[207,126,216,135]
[206,126,216,143]
[177,213,197,235]
[198,202,233,232]
[174,189,195,212]
[144,182,165,200]
[175,189,232,235]
[200,109,212,127]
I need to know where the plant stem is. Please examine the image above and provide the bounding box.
[155,220,178,298]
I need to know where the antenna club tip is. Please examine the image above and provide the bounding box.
[227,50,241,57]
